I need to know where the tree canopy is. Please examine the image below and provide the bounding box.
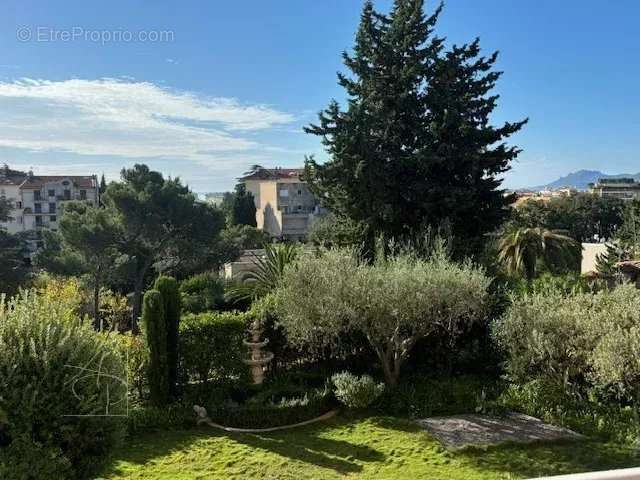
[221,183,257,227]
[305,0,526,257]
[103,164,225,328]
[276,247,490,385]
[511,194,625,242]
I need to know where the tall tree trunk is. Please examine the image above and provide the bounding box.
[378,347,401,387]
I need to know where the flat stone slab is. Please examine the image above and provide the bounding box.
[416,412,583,449]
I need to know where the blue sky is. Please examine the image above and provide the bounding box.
[1,0,639,192]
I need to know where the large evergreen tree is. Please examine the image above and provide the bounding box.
[221,183,257,227]
[103,164,225,330]
[305,0,526,256]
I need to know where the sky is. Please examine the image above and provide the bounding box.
[1,0,639,193]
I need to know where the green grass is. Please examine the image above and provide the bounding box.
[100,415,639,480]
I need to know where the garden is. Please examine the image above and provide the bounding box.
[2,235,640,479]
[2,1,640,479]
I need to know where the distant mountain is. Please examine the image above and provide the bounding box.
[528,169,640,191]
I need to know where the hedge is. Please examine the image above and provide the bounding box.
[179,311,252,387]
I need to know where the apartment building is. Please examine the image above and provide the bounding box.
[239,167,322,241]
[0,165,99,251]
[589,178,640,201]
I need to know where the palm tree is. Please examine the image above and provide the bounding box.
[226,242,299,301]
[498,227,581,281]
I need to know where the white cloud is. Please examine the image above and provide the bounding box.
[0,78,295,166]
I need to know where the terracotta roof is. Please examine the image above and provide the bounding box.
[239,168,304,181]
[19,175,97,189]
[0,176,26,186]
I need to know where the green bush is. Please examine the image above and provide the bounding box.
[126,382,334,433]
[0,291,125,480]
[205,386,333,429]
[112,332,149,402]
[498,380,640,444]
[375,374,503,417]
[179,272,224,313]
[179,311,251,387]
[493,284,640,396]
[142,289,169,406]
[331,372,384,409]
[276,247,490,386]
[154,275,181,396]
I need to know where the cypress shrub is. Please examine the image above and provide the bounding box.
[142,289,169,406]
[154,275,181,396]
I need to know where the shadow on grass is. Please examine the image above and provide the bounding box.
[103,419,385,477]
[229,423,385,474]
[103,429,210,477]
[457,439,640,478]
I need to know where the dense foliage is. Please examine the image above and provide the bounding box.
[0,292,125,480]
[36,201,124,329]
[276,248,490,385]
[221,183,257,227]
[103,164,225,328]
[0,230,29,297]
[307,213,366,249]
[332,372,385,409]
[142,289,169,406]
[154,276,181,397]
[497,227,581,280]
[179,311,251,388]
[305,0,526,256]
[511,194,625,242]
[179,272,224,314]
[494,284,640,399]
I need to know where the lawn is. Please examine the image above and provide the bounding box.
[100,415,639,479]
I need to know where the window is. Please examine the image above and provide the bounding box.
[34,203,42,213]
[16,201,22,209]
[297,189,302,195]
[49,203,56,213]
[35,215,43,226]
[50,215,57,223]
[80,190,87,200]
[297,205,302,211]
[48,189,55,197]
[63,190,71,200]
[34,190,42,201]
[279,189,289,198]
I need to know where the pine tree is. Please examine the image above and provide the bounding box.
[222,183,257,227]
[142,289,169,406]
[154,275,181,397]
[305,0,526,257]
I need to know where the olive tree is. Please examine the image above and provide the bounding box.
[276,248,490,386]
